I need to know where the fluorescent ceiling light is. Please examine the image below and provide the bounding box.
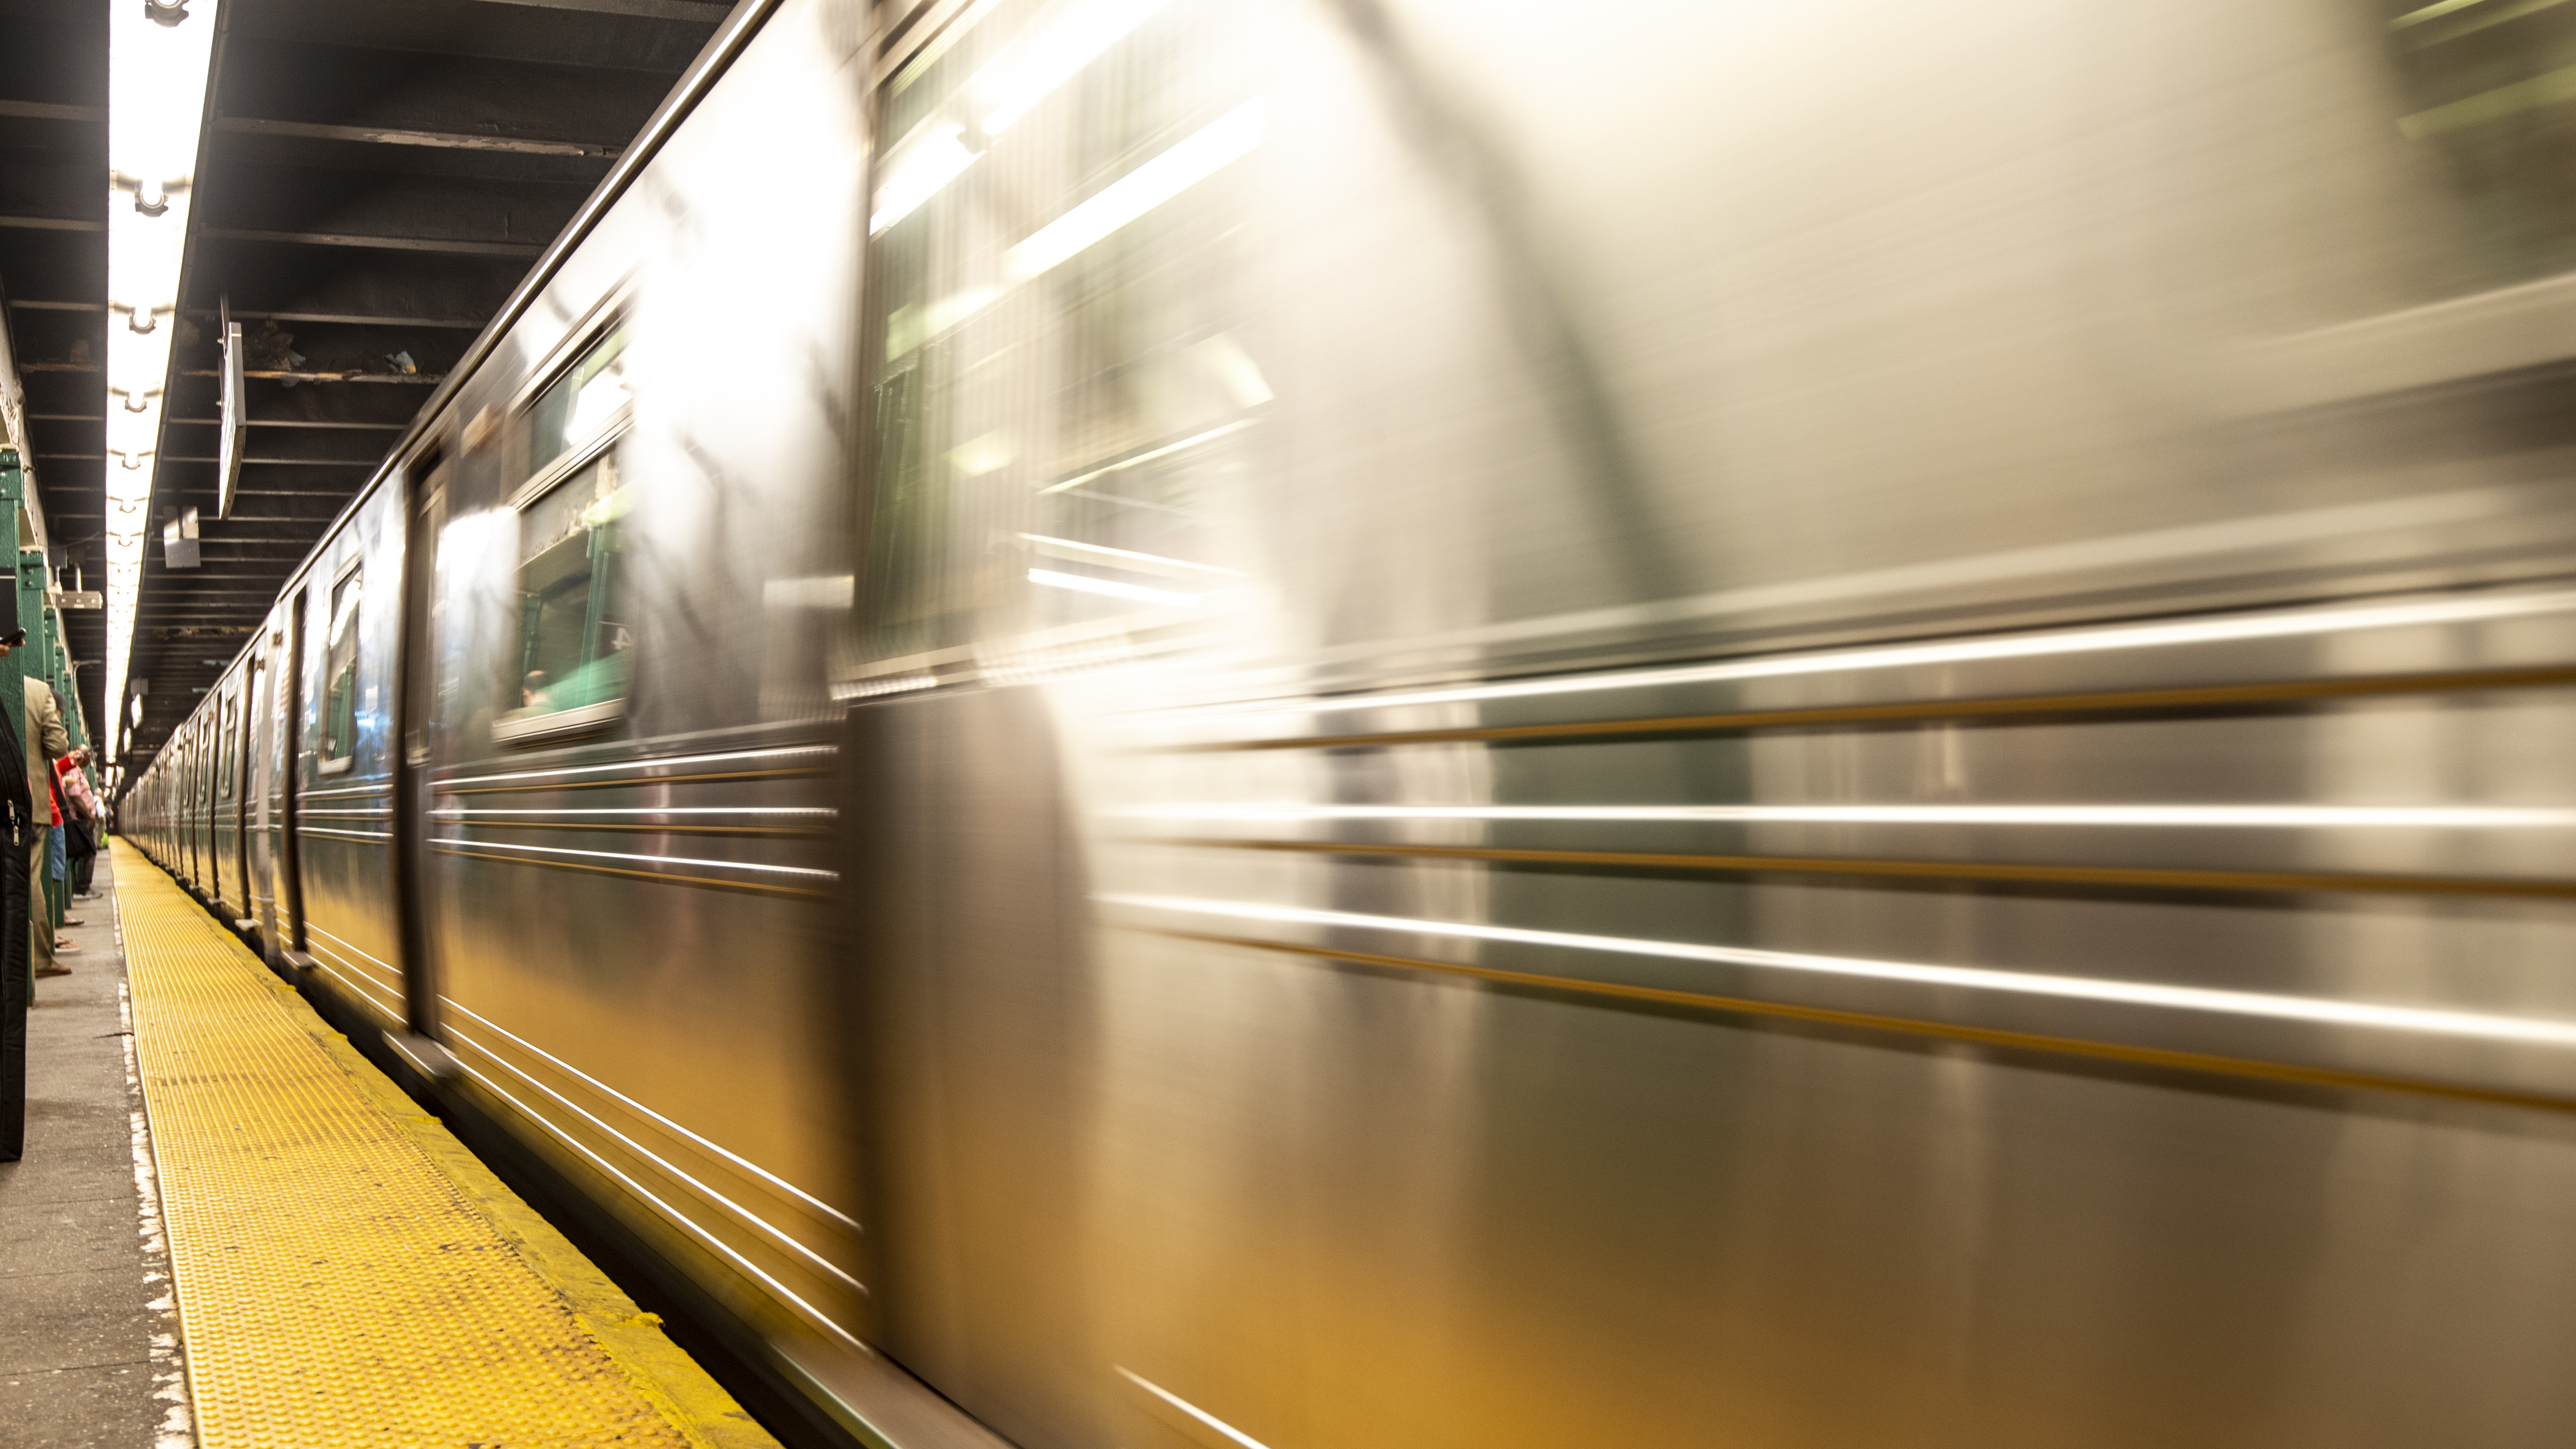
[1028,567,1199,607]
[1005,101,1264,279]
[104,0,222,761]
[973,0,1173,135]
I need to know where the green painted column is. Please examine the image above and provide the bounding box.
[0,449,32,1160]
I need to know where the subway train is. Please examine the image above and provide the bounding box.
[121,0,2576,1445]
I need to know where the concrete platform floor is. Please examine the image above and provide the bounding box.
[0,853,190,1449]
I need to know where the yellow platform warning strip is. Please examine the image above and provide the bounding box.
[113,841,782,1449]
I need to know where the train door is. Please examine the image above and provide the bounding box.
[280,587,310,954]
[197,718,209,889]
[245,639,273,943]
[212,679,235,915]
[395,450,446,1037]
[210,688,224,908]
[181,719,198,888]
[235,659,257,926]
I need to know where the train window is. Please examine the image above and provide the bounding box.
[857,0,1254,672]
[526,325,629,478]
[2384,0,2576,291]
[217,689,235,800]
[320,569,361,774]
[497,452,632,738]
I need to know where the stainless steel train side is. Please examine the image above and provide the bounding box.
[130,0,916,1437]
[122,2,2576,1448]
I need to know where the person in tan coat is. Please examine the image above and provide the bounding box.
[22,676,66,978]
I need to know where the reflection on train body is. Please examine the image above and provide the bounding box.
[123,2,2576,1447]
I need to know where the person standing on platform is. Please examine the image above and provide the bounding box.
[22,675,67,978]
[59,747,98,901]
[44,768,66,947]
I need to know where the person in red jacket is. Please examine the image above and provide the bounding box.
[57,749,100,900]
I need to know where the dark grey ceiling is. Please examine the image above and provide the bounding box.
[0,0,729,770]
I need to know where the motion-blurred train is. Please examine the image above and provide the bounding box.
[122,0,2576,1445]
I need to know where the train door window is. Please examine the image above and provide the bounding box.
[217,688,236,800]
[498,322,634,744]
[2383,0,2576,293]
[499,453,631,738]
[857,3,1255,669]
[527,325,629,476]
[320,568,362,774]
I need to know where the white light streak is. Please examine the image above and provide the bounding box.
[1102,804,2576,829]
[105,0,222,760]
[1148,586,2576,723]
[1019,533,1246,577]
[1029,568,1199,607]
[1036,419,1257,499]
[1005,101,1263,279]
[427,837,838,880]
[873,0,1191,245]
[430,806,837,820]
[439,997,861,1229]
[447,1051,869,1349]
[1116,1369,1276,1449]
[1038,418,1254,495]
[831,672,939,700]
[1107,895,2576,1049]
[870,123,980,235]
[438,744,833,791]
[443,1021,867,1289]
[975,0,1174,134]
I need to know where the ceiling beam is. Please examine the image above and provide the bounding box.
[0,100,104,123]
[179,368,442,383]
[467,0,734,20]
[170,416,406,429]
[213,116,621,158]
[183,308,482,329]
[161,456,374,466]
[0,216,104,233]
[200,226,545,257]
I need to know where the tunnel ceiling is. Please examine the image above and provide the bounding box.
[0,0,728,772]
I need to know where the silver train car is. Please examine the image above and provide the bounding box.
[124,0,2576,1445]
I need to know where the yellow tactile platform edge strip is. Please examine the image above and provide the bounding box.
[111,840,781,1449]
